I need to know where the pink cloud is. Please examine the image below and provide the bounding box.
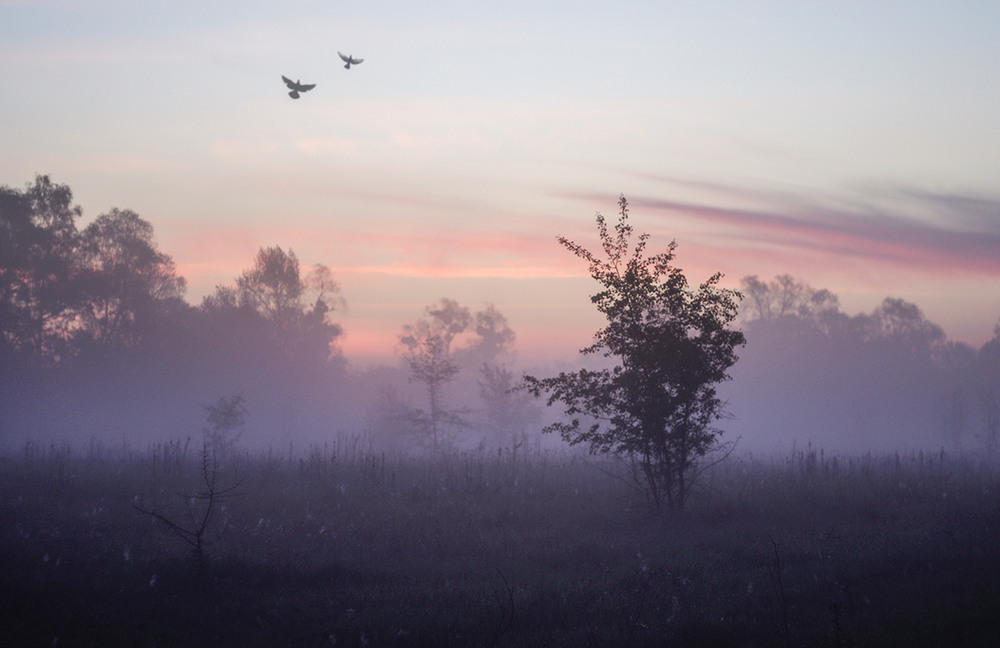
[157,216,587,304]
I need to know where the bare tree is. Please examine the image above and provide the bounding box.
[134,398,246,577]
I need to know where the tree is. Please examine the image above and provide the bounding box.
[739,274,839,325]
[74,207,186,349]
[869,297,945,355]
[202,393,249,460]
[204,246,344,360]
[0,176,83,364]
[236,246,305,326]
[399,298,471,452]
[193,247,345,447]
[478,363,540,450]
[398,299,518,451]
[461,303,516,367]
[523,196,745,512]
[133,398,246,578]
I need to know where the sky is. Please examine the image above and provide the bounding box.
[3,0,999,366]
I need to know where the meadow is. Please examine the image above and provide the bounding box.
[2,438,999,647]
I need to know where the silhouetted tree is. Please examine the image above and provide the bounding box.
[237,246,305,326]
[204,246,343,361]
[133,399,246,578]
[0,176,83,364]
[74,208,186,349]
[732,273,983,451]
[0,177,358,446]
[524,196,745,512]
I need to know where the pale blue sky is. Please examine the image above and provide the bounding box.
[3,0,999,362]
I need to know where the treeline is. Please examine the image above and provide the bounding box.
[3,176,999,454]
[1,176,351,447]
[0,176,538,451]
[728,274,1000,453]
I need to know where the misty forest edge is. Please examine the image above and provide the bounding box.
[2,176,1000,470]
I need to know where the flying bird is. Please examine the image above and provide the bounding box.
[338,52,364,69]
[282,75,316,99]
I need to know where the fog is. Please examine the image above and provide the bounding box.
[8,177,1000,645]
[3,177,999,461]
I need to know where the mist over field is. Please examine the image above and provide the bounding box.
[4,176,1000,647]
[1,179,996,459]
[1,179,998,459]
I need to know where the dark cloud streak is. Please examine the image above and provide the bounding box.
[564,184,1000,276]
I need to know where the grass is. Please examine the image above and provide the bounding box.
[2,440,999,646]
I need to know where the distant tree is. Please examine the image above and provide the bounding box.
[398,299,519,451]
[523,196,745,512]
[192,247,346,447]
[973,321,1000,457]
[739,274,839,327]
[0,176,83,364]
[205,246,343,360]
[868,297,945,356]
[74,207,186,349]
[203,393,249,460]
[399,298,471,452]
[477,363,541,450]
[459,303,516,367]
[236,246,304,326]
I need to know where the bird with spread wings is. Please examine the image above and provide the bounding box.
[338,52,364,69]
[281,75,316,99]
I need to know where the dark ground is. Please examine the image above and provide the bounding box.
[2,443,999,647]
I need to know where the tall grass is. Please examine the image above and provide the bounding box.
[2,439,998,646]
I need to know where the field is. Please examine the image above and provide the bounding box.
[2,440,999,647]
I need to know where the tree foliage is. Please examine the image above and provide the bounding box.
[524,196,745,511]
[1,176,84,362]
[0,176,185,363]
[0,177,349,447]
[75,207,187,349]
[204,246,343,362]
[740,273,839,325]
